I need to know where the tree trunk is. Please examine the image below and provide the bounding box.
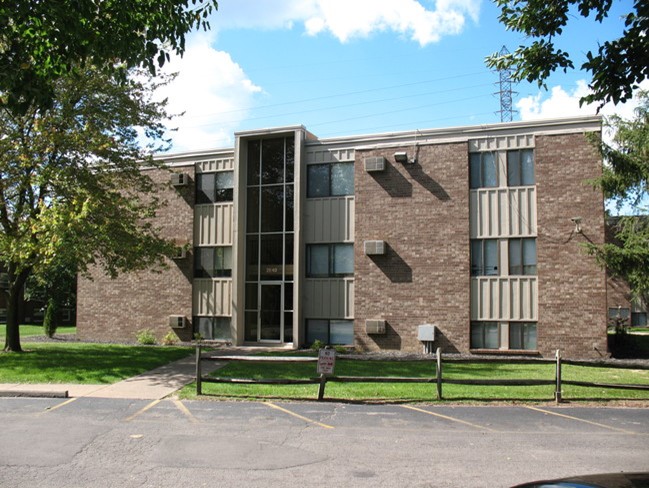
[3,269,29,352]
[4,283,23,352]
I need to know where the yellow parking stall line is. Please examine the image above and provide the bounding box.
[124,399,162,422]
[40,397,78,414]
[172,399,199,424]
[264,402,334,430]
[401,405,496,432]
[524,406,636,435]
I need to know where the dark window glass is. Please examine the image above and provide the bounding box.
[306,319,353,345]
[284,234,294,281]
[284,312,293,342]
[245,311,258,341]
[469,152,498,189]
[246,236,259,281]
[470,322,499,349]
[194,247,232,278]
[259,234,284,280]
[261,137,285,185]
[470,239,498,276]
[508,149,534,186]
[331,163,354,196]
[196,172,233,204]
[307,164,329,198]
[306,243,354,277]
[194,317,232,340]
[261,186,284,232]
[284,282,293,311]
[509,323,537,350]
[196,173,215,204]
[246,187,259,233]
[285,184,294,231]
[509,238,537,275]
[247,139,261,186]
[245,283,258,310]
[285,137,295,183]
[632,312,647,327]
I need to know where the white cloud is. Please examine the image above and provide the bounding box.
[156,33,261,152]
[213,0,480,45]
[518,79,649,122]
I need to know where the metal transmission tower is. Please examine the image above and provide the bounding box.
[495,46,517,122]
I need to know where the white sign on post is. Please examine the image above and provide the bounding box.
[317,348,336,375]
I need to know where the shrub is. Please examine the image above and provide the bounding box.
[310,339,324,351]
[136,329,157,345]
[161,331,178,346]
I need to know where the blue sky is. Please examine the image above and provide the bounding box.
[158,0,644,153]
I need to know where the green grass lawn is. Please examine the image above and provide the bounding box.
[0,324,76,341]
[179,356,649,403]
[0,343,193,384]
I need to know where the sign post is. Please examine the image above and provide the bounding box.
[317,348,336,401]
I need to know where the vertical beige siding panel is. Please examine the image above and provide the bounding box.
[469,192,479,238]
[304,279,350,318]
[472,276,538,321]
[193,279,232,316]
[345,278,354,318]
[304,198,355,244]
[194,203,234,246]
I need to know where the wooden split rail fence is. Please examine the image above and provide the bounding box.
[195,346,649,403]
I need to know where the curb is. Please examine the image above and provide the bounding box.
[0,390,69,398]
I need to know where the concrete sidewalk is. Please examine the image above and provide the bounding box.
[0,354,225,400]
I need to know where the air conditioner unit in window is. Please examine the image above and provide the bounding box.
[364,156,386,173]
[170,173,188,187]
[169,315,186,329]
[171,246,186,260]
[364,240,386,256]
[365,319,386,335]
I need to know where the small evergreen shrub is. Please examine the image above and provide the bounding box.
[136,329,157,345]
[161,331,178,346]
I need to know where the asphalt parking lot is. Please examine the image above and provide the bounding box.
[1,397,648,487]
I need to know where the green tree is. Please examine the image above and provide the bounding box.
[586,92,649,305]
[0,0,217,113]
[486,0,648,107]
[0,67,176,352]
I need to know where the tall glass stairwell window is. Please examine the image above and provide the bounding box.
[244,136,295,343]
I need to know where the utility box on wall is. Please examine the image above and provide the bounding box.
[417,324,436,342]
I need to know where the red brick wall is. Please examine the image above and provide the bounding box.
[354,143,471,353]
[535,133,608,358]
[76,166,195,342]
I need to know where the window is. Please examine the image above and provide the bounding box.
[306,319,354,345]
[509,323,537,350]
[196,171,234,204]
[507,149,535,186]
[469,152,498,189]
[509,238,537,275]
[470,239,498,276]
[632,312,647,327]
[194,316,232,340]
[307,162,354,197]
[307,244,354,277]
[194,247,232,278]
[470,322,499,349]
[608,307,630,320]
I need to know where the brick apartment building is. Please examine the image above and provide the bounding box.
[77,116,615,358]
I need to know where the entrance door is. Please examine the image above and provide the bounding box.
[259,283,282,342]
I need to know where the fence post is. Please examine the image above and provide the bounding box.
[554,349,562,404]
[317,374,327,401]
[196,344,202,396]
[436,347,443,400]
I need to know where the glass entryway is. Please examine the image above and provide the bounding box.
[243,135,295,344]
[260,283,282,341]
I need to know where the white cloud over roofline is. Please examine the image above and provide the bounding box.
[156,33,262,152]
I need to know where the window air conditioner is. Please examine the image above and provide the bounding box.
[171,246,187,260]
[169,315,186,329]
[170,173,188,187]
[364,156,386,172]
[364,240,386,256]
[365,319,386,335]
